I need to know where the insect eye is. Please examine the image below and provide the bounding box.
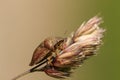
[54,40,64,48]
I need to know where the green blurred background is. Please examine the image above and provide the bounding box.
[0,0,119,80]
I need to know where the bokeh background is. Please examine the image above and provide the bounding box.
[0,0,119,80]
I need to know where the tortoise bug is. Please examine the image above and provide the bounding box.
[29,37,64,66]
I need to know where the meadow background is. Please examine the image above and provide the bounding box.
[0,0,119,80]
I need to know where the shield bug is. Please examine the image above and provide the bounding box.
[29,37,64,66]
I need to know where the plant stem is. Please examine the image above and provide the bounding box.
[30,59,48,72]
[12,60,48,80]
[11,70,30,80]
